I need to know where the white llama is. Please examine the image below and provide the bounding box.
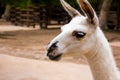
[47,0,120,80]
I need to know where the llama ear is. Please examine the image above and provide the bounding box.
[77,0,99,26]
[60,0,81,18]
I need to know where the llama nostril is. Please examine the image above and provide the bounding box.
[53,41,59,46]
[50,41,59,50]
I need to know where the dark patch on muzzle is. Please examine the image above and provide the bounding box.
[47,41,62,61]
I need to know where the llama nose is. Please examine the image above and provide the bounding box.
[47,41,59,57]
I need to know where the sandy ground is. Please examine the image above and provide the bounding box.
[0,24,120,80]
[0,54,93,80]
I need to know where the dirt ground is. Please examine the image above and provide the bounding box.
[0,54,93,80]
[0,24,120,68]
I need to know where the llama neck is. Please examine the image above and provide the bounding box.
[85,29,120,80]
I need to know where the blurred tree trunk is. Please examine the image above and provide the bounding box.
[2,4,11,20]
[116,1,120,29]
[99,0,112,29]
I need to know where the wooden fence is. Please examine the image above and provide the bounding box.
[9,6,71,29]
[9,6,119,30]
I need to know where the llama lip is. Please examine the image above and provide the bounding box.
[48,54,62,61]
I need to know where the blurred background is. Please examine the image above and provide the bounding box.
[0,0,120,69]
[0,0,119,30]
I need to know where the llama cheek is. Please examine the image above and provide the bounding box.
[62,45,80,54]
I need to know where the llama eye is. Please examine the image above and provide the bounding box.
[72,31,86,39]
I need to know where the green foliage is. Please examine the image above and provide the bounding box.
[0,0,32,8]
[13,0,32,8]
[0,0,118,10]
[31,0,58,6]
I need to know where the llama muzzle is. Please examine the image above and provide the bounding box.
[47,41,62,61]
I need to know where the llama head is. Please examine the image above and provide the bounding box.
[47,0,99,61]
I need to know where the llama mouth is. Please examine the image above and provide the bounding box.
[48,54,62,61]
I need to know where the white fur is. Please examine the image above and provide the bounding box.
[85,27,120,80]
[47,0,120,80]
